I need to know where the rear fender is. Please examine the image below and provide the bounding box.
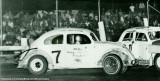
[99,48,133,66]
[18,49,54,70]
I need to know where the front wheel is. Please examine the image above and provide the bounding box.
[121,66,129,74]
[103,55,122,75]
[28,56,48,75]
[154,55,160,71]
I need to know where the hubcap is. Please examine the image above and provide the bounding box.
[30,59,43,72]
[104,57,119,74]
[35,62,41,68]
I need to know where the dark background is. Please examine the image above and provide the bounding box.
[2,0,159,11]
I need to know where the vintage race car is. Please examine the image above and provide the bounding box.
[17,28,135,75]
[119,27,160,70]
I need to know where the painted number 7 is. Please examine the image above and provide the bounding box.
[52,51,61,63]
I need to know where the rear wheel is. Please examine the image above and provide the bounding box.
[154,55,160,71]
[103,55,122,75]
[28,56,48,75]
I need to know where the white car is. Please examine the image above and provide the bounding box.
[17,28,135,75]
[119,27,160,70]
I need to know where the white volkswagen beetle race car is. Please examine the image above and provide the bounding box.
[17,28,135,75]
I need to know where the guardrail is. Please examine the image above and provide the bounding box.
[0,38,28,52]
[0,38,28,56]
[0,38,28,63]
[0,46,27,51]
[0,46,27,64]
[0,46,27,58]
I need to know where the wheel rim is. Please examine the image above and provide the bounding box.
[156,57,160,68]
[30,58,44,72]
[104,56,120,74]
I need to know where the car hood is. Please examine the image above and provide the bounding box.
[152,40,160,45]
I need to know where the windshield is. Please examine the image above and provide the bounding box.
[148,31,160,40]
[90,33,99,41]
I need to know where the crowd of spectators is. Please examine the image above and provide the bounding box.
[2,2,160,46]
[2,10,100,46]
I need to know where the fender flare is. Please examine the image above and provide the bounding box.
[99,48,132,66]
[22,49,54,70]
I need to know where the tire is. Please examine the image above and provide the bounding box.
[28,56,48,75]
[103,55,122,75]
[154,55,160,71]
[121,66,128,74]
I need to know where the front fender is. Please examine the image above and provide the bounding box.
[17,49,54,70]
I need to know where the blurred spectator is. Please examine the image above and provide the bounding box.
[130,3,135,12]
[139,2,145,13]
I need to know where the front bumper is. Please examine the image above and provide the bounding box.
[132,59,150,65]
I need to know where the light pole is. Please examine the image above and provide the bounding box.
[0,0,2,47]
[98,0,100,22]
[98,0,106,41]
[147,0,150,26]
[56,0,58,28]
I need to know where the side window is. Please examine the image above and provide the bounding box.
[44,35,63,44]
[90,33,98,41]
[123,32,133,41]
[135,33,147,41]
[148,31,160,40]
[67,34,91,44]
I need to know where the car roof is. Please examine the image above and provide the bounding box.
[53,28,92,33]
[42,28,92,37]
[125,26,160,32]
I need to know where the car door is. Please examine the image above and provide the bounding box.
[64,34,95,68]
[132,32,150,60]
[43,34,65,65]
[120,32,134,51]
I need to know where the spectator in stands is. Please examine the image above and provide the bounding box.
[130,3,135,13]
[139,2,145,13]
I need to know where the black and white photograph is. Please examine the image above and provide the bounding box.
[0,0,160,81]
